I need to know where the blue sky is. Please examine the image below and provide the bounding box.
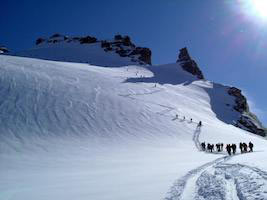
[1,0,267,125]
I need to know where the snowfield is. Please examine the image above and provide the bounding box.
[0,54,267,200]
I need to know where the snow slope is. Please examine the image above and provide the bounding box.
[0,54,267,200]
[15,42,137,66]
[15,34,151,67]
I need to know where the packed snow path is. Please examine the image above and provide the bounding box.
[166,126,267,200]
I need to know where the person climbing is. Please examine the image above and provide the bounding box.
[198,121,202,127]
[239,142,243,153]
[249,141,254,152]
[226,144,231,155]
[201,142,206,151]
[220,143,223,152]
[175,114,178,119]
[207,143,211,152]
[243,142,248,153]
[183,116,185,120]
[211,144,214,153]
[232,144,237,155]
[216,143,220,152]
[190,118,193,123]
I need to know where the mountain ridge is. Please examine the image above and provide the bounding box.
[9,33,267,136]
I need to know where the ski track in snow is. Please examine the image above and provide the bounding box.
[118,87,178,117]
[165,126,267,200]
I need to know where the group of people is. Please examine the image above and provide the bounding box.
[201,141,254,155]
[201,142,223,153]
[175,114,194,123]
[174,114,202,126]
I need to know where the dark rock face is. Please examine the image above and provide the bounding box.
[36,38,45,45]
[177,48,204,79]
[228,87,266,136]
[237,116,266,137]
[114,34,123,41]
[79,36,97,44]
[228,87,248,113]
[100,35,151,65]
[0,46,9,53]
[130,47,151,65]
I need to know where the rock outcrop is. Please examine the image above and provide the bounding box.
[177,47,204,79]
[35,34,151,65]
[228,87,266,136]
[0,46,9,54]
[100,35,151,65]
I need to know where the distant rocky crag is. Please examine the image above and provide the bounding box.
[178,47,266,137]
[35,34,152,65]
[177,47,204,79]
[0,46,9,54]
[228,87,266,136]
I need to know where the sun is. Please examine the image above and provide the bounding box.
[252,0,267,18]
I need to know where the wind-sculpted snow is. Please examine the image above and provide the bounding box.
[0,55,267,200]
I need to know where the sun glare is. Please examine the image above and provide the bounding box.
[252,0,267,18]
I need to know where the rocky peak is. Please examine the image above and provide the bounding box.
[101,34,151,65]
[0,46,9,54]
[36,34,97,45]
[228,87,266,137]
[228,87,248,113]
[177,47,204,79]
[34,34,152,65]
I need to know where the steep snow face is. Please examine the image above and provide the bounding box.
[15,34,151,67]
[0,55,267,200]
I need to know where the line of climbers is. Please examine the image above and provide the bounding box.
[175,114,202,126]
[201,142,254,155]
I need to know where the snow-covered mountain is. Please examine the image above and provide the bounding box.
[1,35,267,200]
[15,33,266,136]
[16,34,151,66]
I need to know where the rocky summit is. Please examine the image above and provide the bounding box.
[33,34,152,66]
[228,87,266,136]
[0,46,9,54]
[177,47,204,79]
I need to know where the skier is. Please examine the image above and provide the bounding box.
[190,118,193,123]
[249,141,254,152]
[231,144,237,155]
[183,116,185,120]
[198,121,202,127]
[226,144,231,155]
[220,143,223,152]
[175,114,178,119]
[239,142,243,153]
